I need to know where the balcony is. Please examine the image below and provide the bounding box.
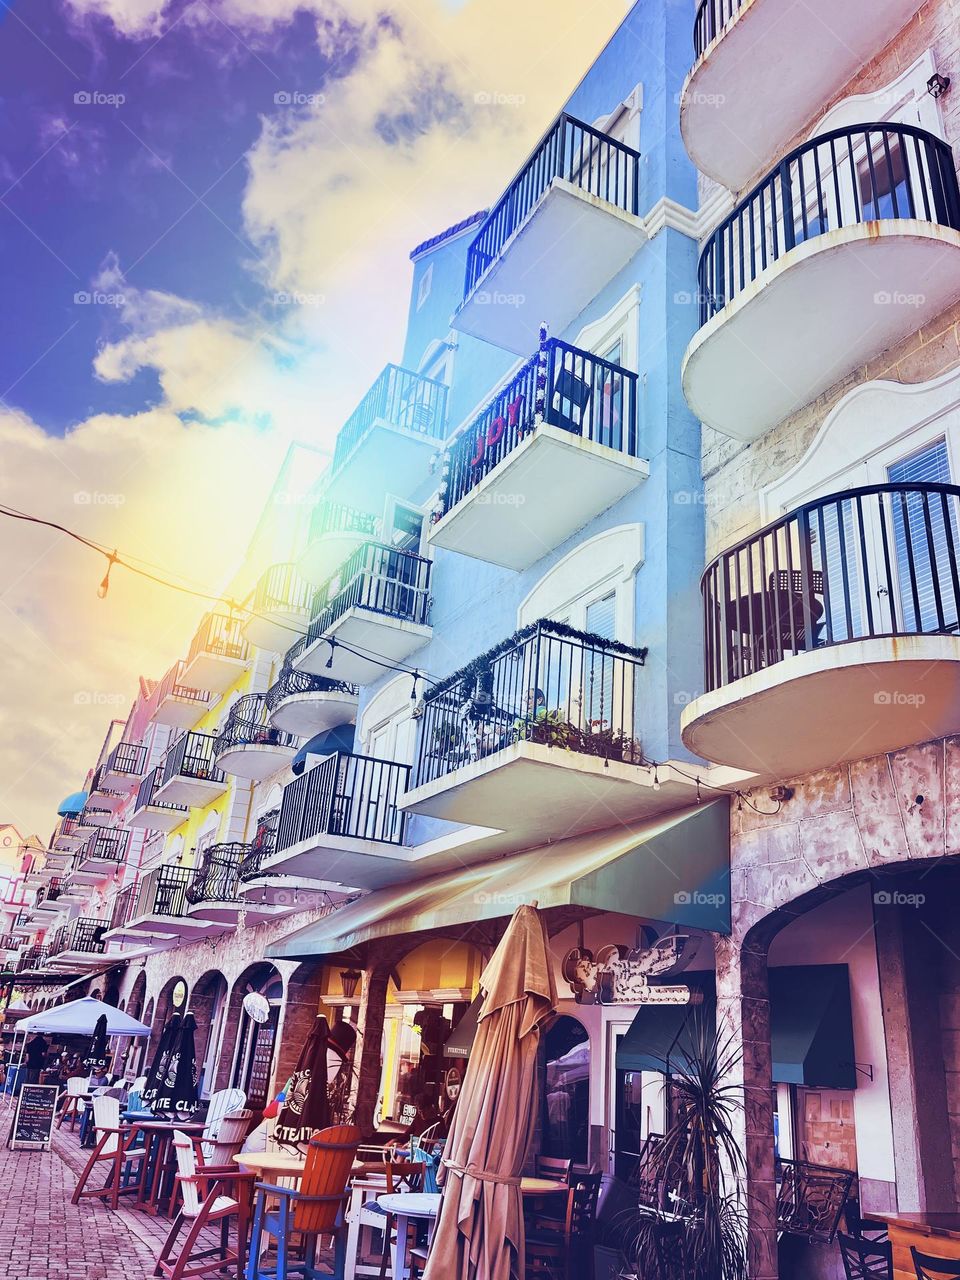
[11,911,33,937]
[325,365,448,511]
[45,916,108,968]
[266,638,359,738]
[213,694,298,781]
[428,340,647,569]
[238,807,335,906]
[99,741,147,793]
[180,612,249,694]
[455,113,644,354]
[153,732,227,808]
[680,483,960,778]
[260,751,413,890]
[299,502,381,587]
[103,864,217,944]
[74,827,130,877]
[0,933,19,953]
[682,125,960,440]
[34,879,65,913]
[404,621,702,841]
[294,543,432,686]
[152,659,211,729]
[184,842,285,925]
[74,804,114,836]
[15,945,47,973]
[682,0,926,192]
[128,765,189,833]
[242,563,312,653]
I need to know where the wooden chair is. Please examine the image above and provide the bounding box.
[838,1232,892,1279]
[912,1248,960,1279]
[58,1076,88,1130]
[200,1089,247,1162]
[71,1095,147,1210]
[204,1109,253,1167]
[526,1170,602,1280]
[533,1156,572,1186]
[246,1124,361,1280]
[155,1130,255,1280]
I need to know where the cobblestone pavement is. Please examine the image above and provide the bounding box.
[0,1125,188,1280]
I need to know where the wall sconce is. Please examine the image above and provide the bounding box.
[927,73,951,99]
[340,969,362,1000]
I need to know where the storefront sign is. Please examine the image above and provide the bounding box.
[562,930,701,1006]
[8,1084,59,1151]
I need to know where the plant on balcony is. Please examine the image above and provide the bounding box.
[429,719,464,762]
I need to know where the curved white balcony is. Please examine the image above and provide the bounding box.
[242,563,312,654]
[213,694,298,782]
[299,502,381,588]
[267,638,358,737]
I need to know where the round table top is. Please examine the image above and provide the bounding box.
[135,1119,208,1132]
[377,1192,441,1218]
[233,1151,307,1175]
[520,1177,567,1195]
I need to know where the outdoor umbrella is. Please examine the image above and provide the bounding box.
[154,1012,199,1117]
[274,1013,331,1147]
[141,1012,181,1107]
[84,1013,109,1071]
[422,903,557,1280]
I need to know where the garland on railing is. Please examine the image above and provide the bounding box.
[424,617,648,703]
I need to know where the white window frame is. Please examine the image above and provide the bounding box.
[416,262,433,312]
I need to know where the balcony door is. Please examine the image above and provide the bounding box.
[884,438,960,634]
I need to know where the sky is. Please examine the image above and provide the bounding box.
[0,0,631,839]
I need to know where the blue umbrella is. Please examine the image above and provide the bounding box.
[57,791,88,817]
[291,725,355,775]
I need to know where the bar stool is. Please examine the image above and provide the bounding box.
[57,1076,88,1130]
[912,1248,960,1279]
[837,1232,892,1279]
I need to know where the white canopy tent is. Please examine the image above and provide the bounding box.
[4,997,150,1108]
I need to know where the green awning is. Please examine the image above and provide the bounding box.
[443,995,483,1059]
[615,966,857,1090]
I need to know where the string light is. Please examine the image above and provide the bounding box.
[325,639,336,670]
[97,551,118,599]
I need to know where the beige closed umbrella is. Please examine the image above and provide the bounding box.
[422,903,558,1280]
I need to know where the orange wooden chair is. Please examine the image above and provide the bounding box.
[71,1095,148,1211]
[245,1124,361,1280]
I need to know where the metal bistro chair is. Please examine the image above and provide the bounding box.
[838,1232,892,1280]
[71,1094,148,1211]
[912,1248,960,1279]
[155,1130,256,1280]
[526,1170,603,1280]
[246,1124,361,1280]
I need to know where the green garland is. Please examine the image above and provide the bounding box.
[425,617,647,702]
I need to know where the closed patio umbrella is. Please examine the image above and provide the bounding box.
[84,1013,109,1071]
[154,1012,199,1117]
[142,1012,181,1107]
[275,1013,331,1147]
[422,903,557,1280]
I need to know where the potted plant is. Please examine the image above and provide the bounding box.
[617,1018,749,1280]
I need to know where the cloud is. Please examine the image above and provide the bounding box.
[63,0,170,38]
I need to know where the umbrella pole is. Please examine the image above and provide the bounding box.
[2,1032,25,1110]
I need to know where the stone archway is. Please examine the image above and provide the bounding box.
[148,974,189,1060]
[191,969,229,1097]
[219,962,283,1103]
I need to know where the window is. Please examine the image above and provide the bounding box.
[887,438,959,631]
[540,1016,590,1164]
[858,133,909,221]
[416,262,433,311]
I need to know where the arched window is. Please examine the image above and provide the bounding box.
[540,1015,590,1164]
[231,969,283,1109]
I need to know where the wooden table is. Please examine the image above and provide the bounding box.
[135,1120,208,1215]
[233,1151,307,1178]
[874,1211,960,1279]
[520,1177,568,1197]
[377,1192,440,1280]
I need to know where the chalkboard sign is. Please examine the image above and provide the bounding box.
[8,1084,59,1150]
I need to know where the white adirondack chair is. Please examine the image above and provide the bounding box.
[200,1087,246,1161]
[155,1130,247,1280]
[70,1094,147,1210]
[57,1076,88,1129]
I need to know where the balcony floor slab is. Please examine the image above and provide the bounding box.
[127,805,189,833]
[259,837,420,893]
[153,694,210,729]
[243,609,309,654]
[325,420,444,512]
[153,774,227,807]
[297,610,432,686]
[268,689,359,738]
[180,651,247,696]
[215,742,297,782]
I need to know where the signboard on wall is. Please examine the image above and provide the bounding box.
[8,1085,59,1151]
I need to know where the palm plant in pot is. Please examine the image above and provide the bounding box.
[618,1017,749,1280]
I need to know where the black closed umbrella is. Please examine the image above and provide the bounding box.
[275,1014,331,1148]
[142,1012,181,1108]
[155,1012,199,1118]
[84,1013,109,1071]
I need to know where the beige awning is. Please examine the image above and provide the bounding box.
[267,799,730,960]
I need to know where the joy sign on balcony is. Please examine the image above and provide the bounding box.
[469,393,526,467]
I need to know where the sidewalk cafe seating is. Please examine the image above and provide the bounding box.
[57,1076,88,1130]
[912,1248,960,1278]
[526,1170,602,1280]
[844,1197,889,1244]
[71,1095,148,1211]
[838,1232,892,1280]
[776,1158,855,1245]
[200,1089,247,1162]
[246,1124,360,1280]
[155,1130,256,1280]
[356,1155,425,1280]
[203,1109,253,1167]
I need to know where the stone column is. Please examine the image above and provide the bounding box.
[715,933,778,1280]
[274,966,325,1088]
[352,950,392,1138]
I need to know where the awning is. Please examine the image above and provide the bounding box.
[269,801,730,961]
[615,965,857,1090]
[444,995,483,1059]
[57,790,88,817]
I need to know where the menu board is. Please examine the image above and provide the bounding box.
[8,1084,59,1151]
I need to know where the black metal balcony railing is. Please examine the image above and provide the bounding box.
[134,766,190,823]
[16,945,47,972]
[90,765,120,798]
[214,694,298,760]
[465,112,642,295]
[702,483,960,693]
[308,500,380,546]
[0,933,19,951]
[187,611,249,668]
[414,619,647,789]
[83,827,131,864]
[693,0,742,58]
[307,543,432,645]
[112,864,193,930]
[105,741,147,779]
[332,365,449,473]
[109,884,137,931]
[698,124,960,326]
[185,843,247,905]
[77,804,113,829]
[277,751,410,852]
[252,563,312,618]
[35,879,63,908]
[238,808,281,881]
[49,917,107,956]
[57,817,80,842]
[11,910,30,929]
[155,659,210,712]
[438,339,640,520]
[161,731,225,789]
[267,637,359,715]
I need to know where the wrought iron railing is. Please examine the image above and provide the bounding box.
[277,752,409,852]
[77,805,113,830]
[185,843,247,904]
[214,694,298,760]
[133,766,190,824]
[82,826,130,864]
[155,659,210,712]
[160,732,225,789]
[438,339,640,520]
[267,637,358,715]
[35,879,63,908]
[0,933,18,951]
[307,543,432,646]
[238,808,281,881]
[15,945,47,972]
[112,864,193,928]
[414,619,647,788]
[187,611,249,667]
[308,500,380,546]
[49,916,107,956]
[702,483,960,692]
[776,1158,855,1245]
[698,123,960,325]
[465,112,641,295]
[332,365,449,473]
[252,562,312,618]
[105,741,147,780]
[693,0,743,58]
[56,817,81,843]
